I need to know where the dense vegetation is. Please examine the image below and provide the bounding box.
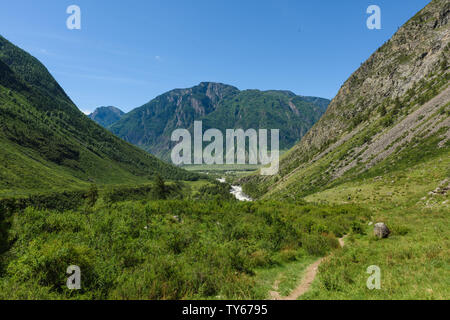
[0,184,368,299]
[109,82,330,161]
[0,35,198,196]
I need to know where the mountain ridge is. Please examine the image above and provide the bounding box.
[89,106,125,127]
[109,82,330,161]
[242,0,449,199]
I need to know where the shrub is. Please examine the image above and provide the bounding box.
[86,184,99,207]
[302,234,331,256]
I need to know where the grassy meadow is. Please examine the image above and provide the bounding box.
[0,179,369,299]
[299,150,449,299]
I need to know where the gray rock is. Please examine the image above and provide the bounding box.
[374,223,390,239]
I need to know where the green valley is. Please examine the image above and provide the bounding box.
[0,0,448,302]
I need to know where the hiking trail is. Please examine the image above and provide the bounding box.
[269,235,347,300]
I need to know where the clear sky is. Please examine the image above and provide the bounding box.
[0,0,431,114]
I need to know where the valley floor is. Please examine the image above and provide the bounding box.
[0,149,448,300]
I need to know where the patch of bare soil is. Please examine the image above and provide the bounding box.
[269,236,347,300]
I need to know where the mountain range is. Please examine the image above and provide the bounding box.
[90,83,330,162]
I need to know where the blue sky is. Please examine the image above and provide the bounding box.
[0,0,430,114]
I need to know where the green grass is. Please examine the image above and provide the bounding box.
[183,163,261,173]
[238,132,449,300]
[0,196,367,300]
[301,205,449,300]
[297,150,449,300]
[182,150,289,181]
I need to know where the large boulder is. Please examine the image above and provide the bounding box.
[374,223,390,239]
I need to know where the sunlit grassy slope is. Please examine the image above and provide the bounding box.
[298,148,449,300]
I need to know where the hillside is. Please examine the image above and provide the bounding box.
[109,82,330,161]
[242,0,449,200]
[89,106,124,127]
[0,35,197,196]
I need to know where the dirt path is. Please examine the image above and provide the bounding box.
[269,236,347,300]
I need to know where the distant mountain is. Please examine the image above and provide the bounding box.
[0,35,197,195]
[242,0,449,199]
[109,82,330,161]
[89,106,124,127]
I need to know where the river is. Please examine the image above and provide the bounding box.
[230,185,253,201]
[217,178,253,202]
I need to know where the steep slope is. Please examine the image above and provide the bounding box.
[110,82,329,161]
[0,35,197,196]
[242,0,449,199]
[89,106,124,127]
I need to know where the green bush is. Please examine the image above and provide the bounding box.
[302,234,332,256]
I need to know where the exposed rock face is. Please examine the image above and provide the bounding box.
[241,0,450,199]
[374,223,391,239]
[297,0,449,153]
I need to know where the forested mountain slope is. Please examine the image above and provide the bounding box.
[0,35,197,196]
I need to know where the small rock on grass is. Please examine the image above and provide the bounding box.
[374,222,390,239]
